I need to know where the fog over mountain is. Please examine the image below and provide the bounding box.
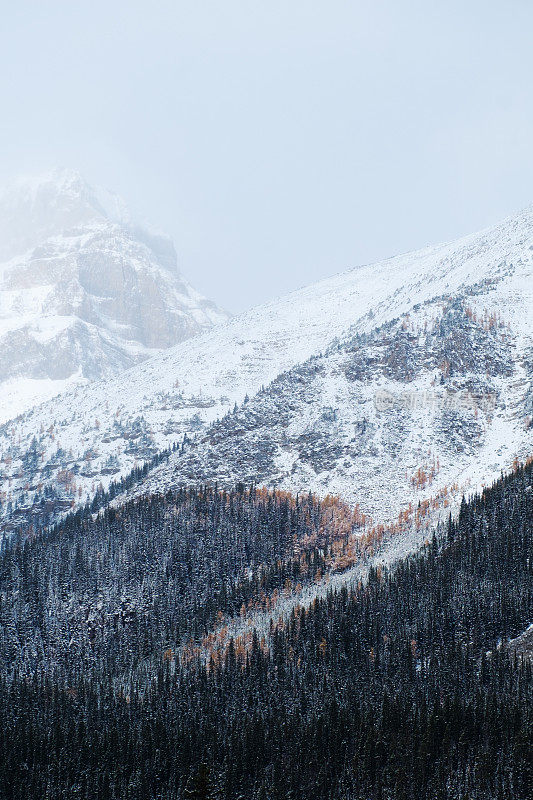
[0,168,228,422]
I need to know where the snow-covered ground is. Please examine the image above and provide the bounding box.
[1,204,533,533]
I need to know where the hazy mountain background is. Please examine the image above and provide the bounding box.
[0,168,228,422]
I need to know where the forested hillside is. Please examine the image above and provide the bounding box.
[0,462,531,799]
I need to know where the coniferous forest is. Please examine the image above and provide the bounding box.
[0,464,532,799]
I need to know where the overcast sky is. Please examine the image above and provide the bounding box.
[1,1,532,313]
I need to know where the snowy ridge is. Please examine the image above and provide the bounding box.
[138,294,532,521]
[1,205,533,533]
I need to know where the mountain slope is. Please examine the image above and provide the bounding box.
[0,168,227,421]
[1,206,533,533]
[141,295,531,520]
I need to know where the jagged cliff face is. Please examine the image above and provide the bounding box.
[1,205,533,534]
[0,169,227,419]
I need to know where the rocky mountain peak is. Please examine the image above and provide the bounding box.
[0,169,228,420]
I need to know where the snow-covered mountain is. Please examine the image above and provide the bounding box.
[0,168,227,422]
[144,296,530,520]
[1,205,533,534]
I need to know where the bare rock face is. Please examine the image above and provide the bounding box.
[0,168,227,417]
